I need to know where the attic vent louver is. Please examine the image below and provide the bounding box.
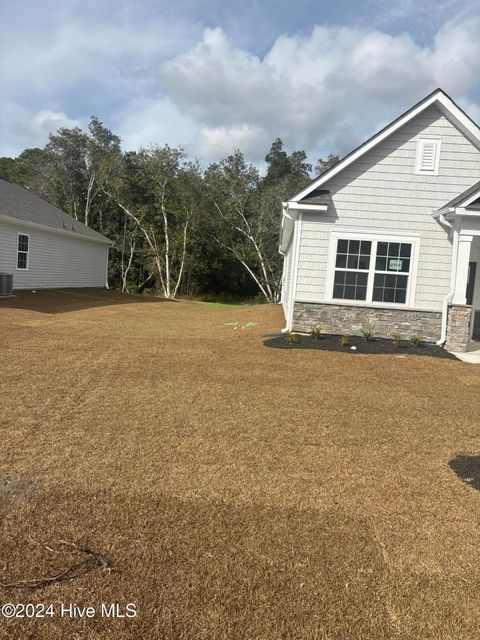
[415,137,441,175]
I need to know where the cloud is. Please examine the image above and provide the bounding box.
[158,14,480,162]
[115,97,197,151]
[30,111,82,136]
[0,107,83,156]
[1,1,479,165]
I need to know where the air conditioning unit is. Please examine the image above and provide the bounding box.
[0,273,13,297]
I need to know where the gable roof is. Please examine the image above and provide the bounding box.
[0,179,111,244]
[290,88,480,203]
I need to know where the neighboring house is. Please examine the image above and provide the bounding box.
[0,179,111,290]
[280,88,480,353]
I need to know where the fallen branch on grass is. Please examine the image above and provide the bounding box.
[0,539,113,590]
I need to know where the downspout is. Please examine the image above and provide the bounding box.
[436,214,457,346]
[105,245,110,289]
[284,211,302,333]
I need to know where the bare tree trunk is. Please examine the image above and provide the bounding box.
[121,239,136,292]
[84,172,95,227]
[159,185,171,298]
[213,200,277,303]
[172,216,190,298]
[103,188,193,299]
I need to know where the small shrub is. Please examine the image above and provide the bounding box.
[310,326,323,339]
[410,334,423,347]
[338,333,350,347]
[361,324,375,342]
[285,332,299,344]
[391,332,401,348]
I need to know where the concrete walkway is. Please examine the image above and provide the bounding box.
[454,340,480,363]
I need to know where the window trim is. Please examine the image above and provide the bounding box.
[325,230,420,308]
[414,136,441,175]
[16,232,30,270]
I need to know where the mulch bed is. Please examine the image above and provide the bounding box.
[263,333,458,359]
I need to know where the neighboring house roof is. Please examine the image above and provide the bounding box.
[0,179,111,244]
[437,180,480,213]
[290,88,480,204]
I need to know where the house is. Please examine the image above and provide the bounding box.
[0,179,111,291]
[280,89,480,353]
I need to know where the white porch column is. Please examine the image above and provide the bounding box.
[452,233,473,305]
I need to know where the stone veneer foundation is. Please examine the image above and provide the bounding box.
[444,304,473,353]
[292,302,442,343]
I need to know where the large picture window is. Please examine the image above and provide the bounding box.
[331,236,415,306]
[17,233,29,270]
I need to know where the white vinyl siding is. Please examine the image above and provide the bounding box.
[295,105,480,312]
[0,220,108,289]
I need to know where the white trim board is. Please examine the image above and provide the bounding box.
[324,230,421,309]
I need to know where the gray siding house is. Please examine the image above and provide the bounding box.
[280,89,480,352]
[0,179,111,290]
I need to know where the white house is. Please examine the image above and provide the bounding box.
[0,179,111,291]
[280,89,480,353]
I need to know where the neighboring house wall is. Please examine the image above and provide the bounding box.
[295,105,480,315]
[0,220,108,289]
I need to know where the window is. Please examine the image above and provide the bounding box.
[415,138,441,175]
[372,242,411,304]
[331,236,416,306]
[333,239,371,301]
[17,234,29,269]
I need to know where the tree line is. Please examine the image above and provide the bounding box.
[0,118,338,302]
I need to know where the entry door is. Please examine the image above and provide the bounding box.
[466,262,477,306]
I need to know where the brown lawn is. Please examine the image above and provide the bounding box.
[0,289,480,640]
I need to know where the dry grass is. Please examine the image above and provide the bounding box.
[1,289,480,639]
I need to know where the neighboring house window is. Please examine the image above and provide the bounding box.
[330,235,417,306]
[17,233,29,269]
[415,137,441,175]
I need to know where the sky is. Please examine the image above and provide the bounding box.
[1,0,480,167]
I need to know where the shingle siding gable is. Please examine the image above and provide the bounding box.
[295,105,480,311]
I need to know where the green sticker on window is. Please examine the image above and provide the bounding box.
[389,259,403,271]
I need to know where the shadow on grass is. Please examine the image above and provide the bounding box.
[0,288,174,314]
[263,334,458,360]
[449,455,480,491]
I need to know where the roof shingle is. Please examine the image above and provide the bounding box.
[0,179,111,244]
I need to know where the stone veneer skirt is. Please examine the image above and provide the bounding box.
[292,302,443,343]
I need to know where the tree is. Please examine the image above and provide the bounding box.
[314,153,339,175]
[264,138,312,192]
[206,150,282,302]
[45,117,121,227]
[0,157,16,181]
[103,146,201,299]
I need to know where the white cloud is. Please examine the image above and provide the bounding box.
[158,15,480,162]
[115,97,197,151]
[31,110,82,136]
[195,124,270,161]
[2,3,479,166]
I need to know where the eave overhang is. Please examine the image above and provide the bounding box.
[279,201,328,253]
